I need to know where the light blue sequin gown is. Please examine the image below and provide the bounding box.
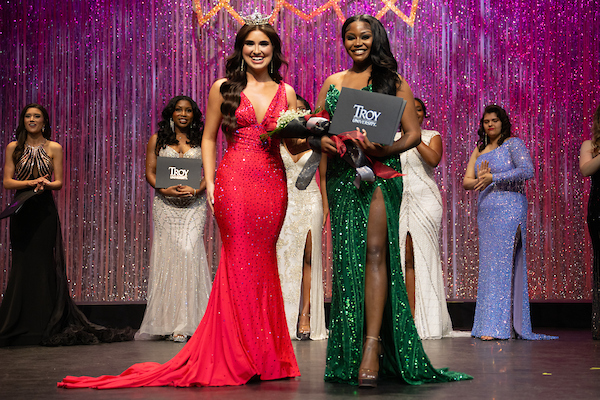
[472,138,557,340]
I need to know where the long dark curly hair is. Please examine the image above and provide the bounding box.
[591,105,600,155]
[155,96,204,155]
[477,104,512,152]
[13,103,52,164]
[342,15,400,96]
[219,24,287,137]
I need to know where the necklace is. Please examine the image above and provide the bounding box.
[26,138,47,147]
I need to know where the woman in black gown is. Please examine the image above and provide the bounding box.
[579,104,600,340]
[0,104,132,346]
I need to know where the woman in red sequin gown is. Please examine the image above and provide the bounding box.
[58,23,299,389]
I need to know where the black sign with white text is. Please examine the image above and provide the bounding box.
[155,156,203,189]
[329,88,407,146]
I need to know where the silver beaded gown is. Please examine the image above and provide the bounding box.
[471,137,556,340]
[276,145,327,340]
[398,129,454,339]
[136,146,212,339]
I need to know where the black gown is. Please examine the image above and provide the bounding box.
[587,170,600,340]
[0,143,133,346]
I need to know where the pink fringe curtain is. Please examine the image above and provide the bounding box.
[0,1,598,302]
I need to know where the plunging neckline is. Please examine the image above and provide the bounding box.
[282,144,311,164]
[241,82,282,125]
[165,145,195,157]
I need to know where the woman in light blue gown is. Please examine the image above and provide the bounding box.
[463,105,557,340]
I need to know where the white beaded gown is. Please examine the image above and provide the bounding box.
[276,145,327,340]
[398,129,454,339]
[136,146,212,339]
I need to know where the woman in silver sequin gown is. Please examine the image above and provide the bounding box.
[398,98,454,339]
[136,96,212,342]
[463,104,556,340]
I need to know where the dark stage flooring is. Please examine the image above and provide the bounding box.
[1,329,599,399]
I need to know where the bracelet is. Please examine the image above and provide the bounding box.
[193,189,196,197]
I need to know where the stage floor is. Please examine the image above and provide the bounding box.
[1,329,598,399]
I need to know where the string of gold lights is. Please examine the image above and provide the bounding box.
[192,0,419,27]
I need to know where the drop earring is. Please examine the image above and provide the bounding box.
[170,118,175,132]
[270,61,273,74]
[241,59,245,72]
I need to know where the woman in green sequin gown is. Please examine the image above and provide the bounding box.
[314,15,472,386]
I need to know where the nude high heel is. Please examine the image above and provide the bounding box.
[358,335,381,388]
[297,313,310,340]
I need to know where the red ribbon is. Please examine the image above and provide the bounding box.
[331,131,404,179]
[303,109,330,122]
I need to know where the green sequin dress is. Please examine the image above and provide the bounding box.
[324,85,472,385]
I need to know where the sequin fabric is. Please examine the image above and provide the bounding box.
[210,81,299,380]
[276,146,327,340]
[14,143,53,180]
[324,86,472,385]
[58,82,299,388]
[324,84,371,115]
[398,129,454,339]
[472,138,557,340]
[587,170,600,340]
[135,146,211,339]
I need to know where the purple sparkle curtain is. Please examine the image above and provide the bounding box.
[0,1,598,302]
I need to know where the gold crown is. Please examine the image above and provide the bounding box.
[241,9,270,26]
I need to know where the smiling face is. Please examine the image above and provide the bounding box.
[172,100,193,131]
[241,30,273,72]
[343,21,373,64]
[23,107,45,135]
[414,100,425,126]
[482,112,502,140]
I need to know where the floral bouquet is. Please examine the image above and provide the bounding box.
[259,108,332,189]
[261,109,330,141]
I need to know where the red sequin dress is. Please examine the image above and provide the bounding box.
[58,81,299,388]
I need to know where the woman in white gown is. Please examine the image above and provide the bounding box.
[136,96,212,342]
[398,98,454,339]
[276,95,328,340]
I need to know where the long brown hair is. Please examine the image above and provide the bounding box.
[219,24,287,137]
[13,104,51,163]
[591,105,600,155]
